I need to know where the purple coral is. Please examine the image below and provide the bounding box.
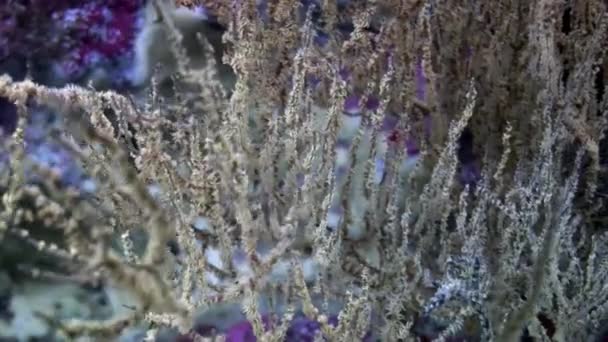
[365,96,380,112]
[225,314,275,342]
[50,0,143,82]
[343,94,362,116]
[0,1,143,85]
[285,316,342,342]
[225,319,259,342]
[0,1,80,59]
[223,314,375,342]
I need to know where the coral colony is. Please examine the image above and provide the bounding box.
[0,0,608,341]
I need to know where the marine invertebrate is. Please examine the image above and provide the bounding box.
[0,0,607,341]
[0,0,144,86]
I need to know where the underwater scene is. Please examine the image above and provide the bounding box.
[0,1,608,341]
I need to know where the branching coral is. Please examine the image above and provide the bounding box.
[0,0,607,341]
